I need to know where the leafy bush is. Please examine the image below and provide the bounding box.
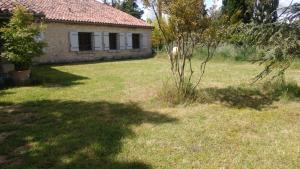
[0,6,46,70]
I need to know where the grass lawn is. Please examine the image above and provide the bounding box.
[0,57,300,169]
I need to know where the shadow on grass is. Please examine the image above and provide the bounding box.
[0,91,14,97]
[0,100,177,169]
[198,82,300,110]
[198,87,276,110]
[31,66,88,87]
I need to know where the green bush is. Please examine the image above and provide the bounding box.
[0,6,46,70]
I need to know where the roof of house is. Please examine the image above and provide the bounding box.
[0,0,151,28]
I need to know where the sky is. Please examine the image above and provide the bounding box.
[140,0,300,20]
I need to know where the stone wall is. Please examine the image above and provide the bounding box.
[35,22,152,64]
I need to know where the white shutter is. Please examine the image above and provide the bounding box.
[103,32,110,50]
[93,32,103,51]
[119,33,126,50]
[69,32,79,52]
[142,33,148,49]
[126,33,132,50]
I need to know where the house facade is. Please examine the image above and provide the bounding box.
[0,0,153,63]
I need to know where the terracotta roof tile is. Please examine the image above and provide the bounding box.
[0,0,151,28]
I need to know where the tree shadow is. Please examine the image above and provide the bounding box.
[198,86,279,110]
[31,66,88,87]
[0,91,14,97]
[0,100,177,169]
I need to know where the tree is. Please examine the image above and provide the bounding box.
[0,6,46,70]
[222,0,252,23]
[253,0,279,23]
[115,0,144,19]
[221,0,280,23]
[151,18,166,50]
[229,3,300,82]
[144,0,227,102]
[196,12,229,89]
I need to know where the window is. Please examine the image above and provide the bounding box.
[78,32,92,51]
[132,33,140,49]
[109,33,118,50]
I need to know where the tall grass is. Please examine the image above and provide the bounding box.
[261,79,300,100]
[291,58,300,70]
[158,80,198,106]
[194,44,256,62]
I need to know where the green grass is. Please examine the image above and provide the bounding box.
[0,57,300,169]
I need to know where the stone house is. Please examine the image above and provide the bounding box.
[0,0,152,63]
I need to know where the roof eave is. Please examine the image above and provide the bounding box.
[45,19,153,29]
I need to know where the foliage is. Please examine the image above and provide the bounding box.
[143,0,231,104]
[116,0,144,19]
[144,0,209,101]
[253,0,279,23]
[228,2,300,82]
[194,12,230,88]
[225,2,299,83]
[0,6,45,70]
[221,0,280,23]
[0,19,9,57]
[222,0,280,63]
[222,0,253,23]
[279,2,300,22]
[151,18,170,50]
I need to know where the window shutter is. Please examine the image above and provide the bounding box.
[126,33,132,50]
[142,33,148,49]
[119,33,126,50]
[103,32,110,50]
[69,32,79,52]
[93,32,103,51]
